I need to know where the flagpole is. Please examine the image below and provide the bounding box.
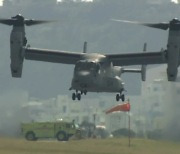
[105,100,131,147]
[127,99,130,147]
[128,110,131,147]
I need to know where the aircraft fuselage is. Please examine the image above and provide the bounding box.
[71,54,124,93]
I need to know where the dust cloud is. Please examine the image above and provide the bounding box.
[0,90,29,137]
[161,82,180,141]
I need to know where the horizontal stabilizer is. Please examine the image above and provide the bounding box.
[122,65,146,81]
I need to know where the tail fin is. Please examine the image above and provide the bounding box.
[141,43,147,81]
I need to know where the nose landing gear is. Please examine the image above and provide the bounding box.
[72,90,87,101]
[72,92,81,101]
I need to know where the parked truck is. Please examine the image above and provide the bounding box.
[21,121,80,141]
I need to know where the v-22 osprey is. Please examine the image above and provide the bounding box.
[1,14,180,101]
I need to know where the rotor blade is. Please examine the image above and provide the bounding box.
[142,23,169,30]
[111,19,169,30]
[0,19,15,26]
[25,19,55,26]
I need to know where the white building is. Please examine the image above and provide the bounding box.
[139,65,180,138]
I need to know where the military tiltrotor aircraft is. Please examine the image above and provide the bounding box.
[0,14,180,101]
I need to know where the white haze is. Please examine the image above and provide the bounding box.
[171,0,179,4]
[0,0,2,6]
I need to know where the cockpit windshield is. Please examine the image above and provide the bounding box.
[75,61,100,71]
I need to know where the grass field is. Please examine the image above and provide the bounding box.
[0,137,180,154]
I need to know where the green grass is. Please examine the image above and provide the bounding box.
[0,137,180,154]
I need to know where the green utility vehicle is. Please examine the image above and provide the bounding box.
[21,121,80,141]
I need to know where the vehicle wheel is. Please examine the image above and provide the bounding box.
[57,131,67,141]
[77,93,81,101]
[116,94,120,101]
[72,93,76,100]
[121,94,125,102]
[25,132,36,141]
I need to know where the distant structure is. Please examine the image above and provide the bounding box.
[147,0,179,4]
[139,65,180,138]
[3,0,57,6]
[57,0,93,3]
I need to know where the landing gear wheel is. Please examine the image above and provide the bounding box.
[72,90,83,101]
[121,94,125,102]
[72,93,76,100]
[77,93,81,101]
[116,94,120,101]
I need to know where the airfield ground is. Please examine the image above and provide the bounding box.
[0,137,179,154]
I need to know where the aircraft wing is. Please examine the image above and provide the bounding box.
[24,47,83,64]
[106,51,167,66]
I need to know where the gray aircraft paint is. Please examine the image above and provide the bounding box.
[167,20,180,81]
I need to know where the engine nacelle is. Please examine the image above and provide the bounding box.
[166,30,180,81]
[10,29,25,77]
[166,52,179,81]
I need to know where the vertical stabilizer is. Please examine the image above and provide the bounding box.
[83,41,87,53]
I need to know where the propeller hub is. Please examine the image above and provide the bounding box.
[170,18,179,24]
[170,18,180,31]
[11,14,25,26]
[12,14,24,20]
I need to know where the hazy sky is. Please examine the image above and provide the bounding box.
[0,0,2,6]
[0,0,94,6]
[171,0,179,4]
[0,0,178,6]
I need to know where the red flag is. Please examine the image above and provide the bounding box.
[106,103,130,114]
